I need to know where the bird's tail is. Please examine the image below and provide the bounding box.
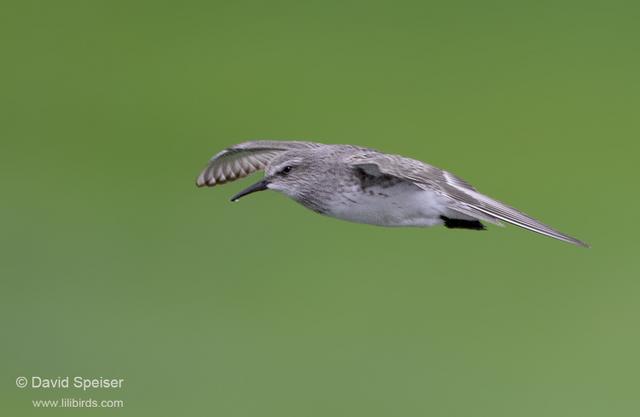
[449,189,589,248]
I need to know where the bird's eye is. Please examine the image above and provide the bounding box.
[280,166,293,175]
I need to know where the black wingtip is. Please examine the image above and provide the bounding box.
[440,216,486,230]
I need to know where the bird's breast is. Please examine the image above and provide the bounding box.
[317,183,449,227]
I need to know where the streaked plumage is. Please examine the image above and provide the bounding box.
[197,140,589,247]
[196,141,322,185]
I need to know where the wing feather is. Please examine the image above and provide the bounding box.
[348,152,589,247]
[196,140,321,187]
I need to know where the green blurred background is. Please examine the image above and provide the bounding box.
[1,0,639,415]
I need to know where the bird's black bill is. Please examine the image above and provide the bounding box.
[230,179,269,202]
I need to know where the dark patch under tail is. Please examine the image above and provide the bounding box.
[440,216,486,231]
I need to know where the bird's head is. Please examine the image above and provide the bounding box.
[230,151,315,202]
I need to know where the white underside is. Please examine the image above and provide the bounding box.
[325,183,466,227]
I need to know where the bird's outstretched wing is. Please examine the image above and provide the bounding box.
[347,152,589,247]
[196,140,322,187]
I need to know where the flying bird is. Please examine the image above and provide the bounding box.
[196,140,588,247]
